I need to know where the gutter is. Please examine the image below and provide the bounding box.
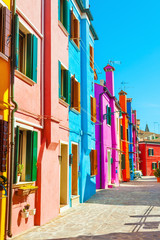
[8,0,18,237]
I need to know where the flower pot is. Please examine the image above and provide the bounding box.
[157,177,160,182]
[21,211,29,218]
[17,175,20,184]
[29,209,36,215]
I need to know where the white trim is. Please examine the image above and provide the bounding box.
[81,13,90,24]
[0,52,8,62]
[15,122,33,131]
[61,62,68,71]
[15,70,35,86]
[71,0,81,16]
[15,117,43,129]
[16,7,43,39]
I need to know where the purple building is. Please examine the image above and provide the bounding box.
[95,64,120,189]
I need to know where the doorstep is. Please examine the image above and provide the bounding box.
[71,195,80,207]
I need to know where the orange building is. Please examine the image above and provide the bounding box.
[119,90,130,181]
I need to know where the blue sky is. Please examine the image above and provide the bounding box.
[90,0,160,133]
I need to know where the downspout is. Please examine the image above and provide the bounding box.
[8,0,18,237]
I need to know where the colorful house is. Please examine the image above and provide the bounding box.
[95,65,120,189]
[68,0,98,206]
[119,90,130,182]
[127,98,134,180]
[0,1,11,239]
[132,110,138,171]
[139,140,160,176]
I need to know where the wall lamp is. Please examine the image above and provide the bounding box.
[103,110,123,120]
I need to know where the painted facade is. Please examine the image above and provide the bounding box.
[0,1,11,239]
[95,65,119,189]
[139,142,160,176]
[132,110,138,171]
[119,90,130,182]
[127,98,134,180]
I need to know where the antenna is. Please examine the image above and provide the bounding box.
[108,60,121,65]
[121,81,128,91]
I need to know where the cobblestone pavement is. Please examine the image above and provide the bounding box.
[13,177,160,240]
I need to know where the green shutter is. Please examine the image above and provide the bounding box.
[58,0,61,21]
[13,126,19,184]
[121,125,123,140]
[129,159,132,169]
[121,154,125,170]
[26,34,33,79]
[152,149,154,156]
[109,107,111,125]
[32,131,38,181]
[14,14,19,69]
[107,107,111,125]
[32,35,38,83]
[64,70,71,105]
[111,158,113,164]
[58,61,61,98]
[63,0,69,32]
[26,131,33,181]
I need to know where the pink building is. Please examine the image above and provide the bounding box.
[95,65,120,189]
[9,0,69,237]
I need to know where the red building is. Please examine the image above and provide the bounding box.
[139,141,160,176]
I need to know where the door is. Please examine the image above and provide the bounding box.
[60,143,68,206]
[71,144,78,196]
[108,150,111,184]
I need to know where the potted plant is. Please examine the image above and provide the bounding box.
[21,208,29,218]
[17,164,24,183]
[29,208,36,215]
[153,168,160,182]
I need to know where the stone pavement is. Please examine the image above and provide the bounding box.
[13,176,160,240]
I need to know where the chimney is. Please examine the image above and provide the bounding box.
[104,64,115,96]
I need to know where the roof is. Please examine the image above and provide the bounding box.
[104,64,115,72]
[118,90,127,96]
[89,23,98,40]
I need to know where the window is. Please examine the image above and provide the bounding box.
[121,125,123,140]
[148,148,154,156]
[13,127,38,184]
[14,14,38,82]
[127,128,129,141]
[158,161,160,169]
[91,96,96,123]
[90,149,97,176]
[71,76,81,112]
[59,61,71,104]
[90,45,94,70]
[0,6,11,57]
[106,105,111,126]
[70,11,80,48]
[121,154,125,170]
[152,162,157,170]
[58,0,69,32]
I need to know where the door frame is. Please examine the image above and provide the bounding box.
[107,149,111,184]
[71,142,79,196]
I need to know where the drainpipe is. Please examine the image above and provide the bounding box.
[8,0,18,237]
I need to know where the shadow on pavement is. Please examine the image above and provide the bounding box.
[49,231,160,240]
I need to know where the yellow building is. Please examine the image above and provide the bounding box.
[0,1,11,239]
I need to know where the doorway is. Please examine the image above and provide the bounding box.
[71,143,78,196]
[60,143,68,207]
[108,150,111,184]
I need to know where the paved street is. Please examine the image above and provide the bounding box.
[13,177,160,240]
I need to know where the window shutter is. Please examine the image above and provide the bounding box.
[109,107,111,125]
[73,80,80,112]
[90,45,94,69]
[26,34,33,79]
[121,125,123,140]
[121,154,125,170]
[13,126,19,184]
[31,131,38,181]
[58,61,61,98]
[91,97,93,122]
[77,81,81,112]
[93,97,96,123]
[90,150,97,176]
[148,149,150,156]
[26,131,33,181]
[74,19,80,48]
[58,0,61,21]
[106,105,108,124]
[63,0,69,32]
[2,7,12,57]
[63,70,71,104]
[70,10,74,39]
[71,76,75,107]
[32,35,38,83]
[152,149,154,156]
[14,13,19,69]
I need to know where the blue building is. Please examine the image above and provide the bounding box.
[127,98,134,180]
[68,0,98,206]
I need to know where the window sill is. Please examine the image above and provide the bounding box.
[13,181,34,189]
[0,52,8,62]
[59,98,69,108]
[70,107,80,115]
[15,70,35,86]
[70,39,80,52]
[58,21,69,37]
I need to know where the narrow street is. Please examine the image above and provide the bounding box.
[13,177,160,240]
